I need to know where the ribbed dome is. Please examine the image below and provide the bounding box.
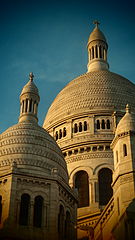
[44,70,135,128]
[0,122,68,183]
[88,26,106,44]
[21,79,39,96]
[116,106,135,135]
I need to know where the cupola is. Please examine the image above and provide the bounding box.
[87,21,109,72]
[19,73,40,123]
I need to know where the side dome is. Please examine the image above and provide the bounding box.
[0,122,69,183]
[44,71,135,129]
[115,105,135,135]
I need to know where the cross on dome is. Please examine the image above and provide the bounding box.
[93,20,100,28]
[29,72,34,82]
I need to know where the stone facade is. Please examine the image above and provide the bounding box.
[44,23,135,239]
[0,73,77,240]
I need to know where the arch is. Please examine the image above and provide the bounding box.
[29,99,32,112]
[97,120,100,129]
[101,119,105,129]
[64,211,71,240]
[123,144,127,157]
[59,129,62,139]
[98,168,113,206]
[19,193,30,226]
[84,121,87,131]
[93,163,113,175]
[58,205,65,240]
[95,45,98,58]
[74,123,78,133]
[75,171,89,207]
[0,196,2,223]
[79,122,82,132]
[106,119,110,129]
[99,45,102,58]
[56,131,58,141]
[63,127,67,137]
[33,195,43,228]
[92,47,94,59]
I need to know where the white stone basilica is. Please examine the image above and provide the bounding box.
[0,22,135,240]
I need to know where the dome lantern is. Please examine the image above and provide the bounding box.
[87,21,109,72]
[19,73,40,123]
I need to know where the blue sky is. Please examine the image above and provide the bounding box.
[0,0,135,133]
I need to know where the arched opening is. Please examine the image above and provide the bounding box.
[92,47,94,59]
[59,129,62,139]
[123,144,127,157]
[99,45,102,58]
[63,127,66,137]
[19,193,30,226]
[74,123,78,133]
[97,120,100,129]
[116,150,119,163]
[56,131,58,140]
[79,122,82,132]
[107,119,110,129]
[0,196,2,224]
[58,205,64,240]
[22,100,24,113]
[29,99,32,112]
[75,171,89,208]
[95,45,98,58]
[25,99,28,112]
[64,211,71,240]
[101,119,105,129]
[33,196,43,228]
[98,168,113,206]
[84,121,87,131]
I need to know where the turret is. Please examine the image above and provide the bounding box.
[19,73,40,123]
[87,21,109,72]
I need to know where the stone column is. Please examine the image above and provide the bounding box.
[27,99,30,112]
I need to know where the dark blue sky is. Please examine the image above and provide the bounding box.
[0,0,135,133]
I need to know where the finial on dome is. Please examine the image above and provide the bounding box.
[126,104,131,113]
[29,72,34,82]
[93,20,100,28]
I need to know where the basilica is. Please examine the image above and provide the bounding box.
[0,22,135,240]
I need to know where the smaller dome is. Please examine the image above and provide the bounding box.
[21,73,39,96]
[116,105,135,135]
[88,26,106,44]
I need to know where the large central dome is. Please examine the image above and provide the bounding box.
[44,70,135,128]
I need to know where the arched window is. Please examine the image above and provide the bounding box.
[29,99,32,112]
[64,211,71,240]
[19,193,30,226]
[63,127,66,137]
[74,123,78,133]
[56,131,58,140]
[101,119,105,129]
[107,119,110,129]
[0,196,2,224]
[95,45,98,58]
[92,47,94,59]
[79,122,82,132]
[58,205,64,240]
[33,196,43,228]
[123,144,127,157]
[99,45,102,58]
[98,168,113,206]
[97,120,100,129]
[25,99,28,112]
[84,121,87,131]
[59,129,62,139]
[75,171,89,208]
